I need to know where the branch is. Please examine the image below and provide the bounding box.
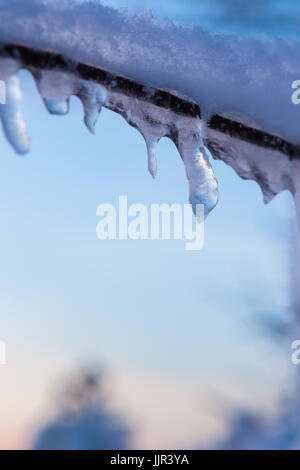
[2,42,299,161]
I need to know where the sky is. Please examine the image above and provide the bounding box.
[0,0,297,449]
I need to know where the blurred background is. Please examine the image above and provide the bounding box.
[0,0,299,449]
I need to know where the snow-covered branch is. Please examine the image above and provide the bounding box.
[0,0,299,215]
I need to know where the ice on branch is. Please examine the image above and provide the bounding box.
[0,0,300,216]
[0,52,219,217]
[0,58,29,154]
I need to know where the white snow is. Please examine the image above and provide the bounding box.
[0,0,299,144]
[0,0,299,216]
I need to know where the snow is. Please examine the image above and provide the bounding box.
[0,0,299,144]
[0,0,299,216]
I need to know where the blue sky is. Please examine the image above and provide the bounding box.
[0,0,296,449]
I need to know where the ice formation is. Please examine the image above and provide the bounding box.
[0,0,299,216]
[0,58,29,154]
[0,0,300,142]
[33,370,130,450]
[0,50,219,217]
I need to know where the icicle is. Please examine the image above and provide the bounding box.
[98,87,218,217]
[78,81,107,134]
[184,144,218,219]
[34,70,78,116]
[176,122,218,219]
[0,59,29,154]
[145,139,158,178]
[0,55,220,218]
[43,98,69,115]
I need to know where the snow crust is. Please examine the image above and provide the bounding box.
[0,0,299,144]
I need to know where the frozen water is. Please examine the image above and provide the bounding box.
[78,82,107,134]
[34,69,77,115]
[0,58,29,154]
[145,139,158,179]
[0,54,219,217]
[0,0,299,449]
[0,0,299,143]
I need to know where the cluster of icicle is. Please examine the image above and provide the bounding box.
[0,58,218,218]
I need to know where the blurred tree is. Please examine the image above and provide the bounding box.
[33,368,131,450]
